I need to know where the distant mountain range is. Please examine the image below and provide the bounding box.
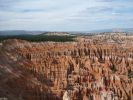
[0,30,45,36]
[89,28,133,33]
[0,28,133,35]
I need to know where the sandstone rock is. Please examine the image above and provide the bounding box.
[0,33,133,100]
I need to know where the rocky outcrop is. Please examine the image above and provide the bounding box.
[0,36,133,100]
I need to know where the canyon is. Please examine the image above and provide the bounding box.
[0,33,133,100]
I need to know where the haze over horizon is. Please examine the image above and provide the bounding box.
[0,0,133,31]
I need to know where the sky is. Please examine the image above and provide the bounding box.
[0,0,133,31]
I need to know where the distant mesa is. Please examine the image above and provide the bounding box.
[42,32,70,36]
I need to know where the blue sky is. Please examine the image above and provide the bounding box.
[0,0,133,31]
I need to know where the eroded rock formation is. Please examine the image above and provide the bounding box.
[0,33,133,100]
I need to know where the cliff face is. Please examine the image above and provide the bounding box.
[0,36,133,100]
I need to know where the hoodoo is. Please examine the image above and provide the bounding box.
[0,33,133,100]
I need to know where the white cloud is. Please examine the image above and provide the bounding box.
[0,0,133,31]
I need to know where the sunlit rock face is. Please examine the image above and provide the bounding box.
[0,34,133,100]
